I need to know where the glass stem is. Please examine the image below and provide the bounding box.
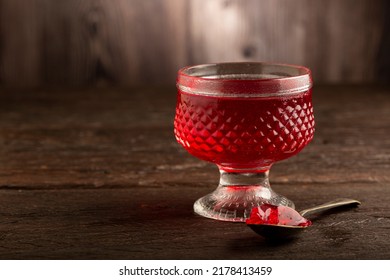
[219,169,271,189]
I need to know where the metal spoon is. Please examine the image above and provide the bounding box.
[246,198,361,239]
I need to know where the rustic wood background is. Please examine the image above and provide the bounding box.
[0,0,388,88]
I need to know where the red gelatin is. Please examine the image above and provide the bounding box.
[174,90,314,171]
[246,204,312,227]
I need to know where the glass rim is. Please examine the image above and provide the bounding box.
[177,62,313,98]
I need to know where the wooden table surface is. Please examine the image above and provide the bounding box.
[0,85,389,259]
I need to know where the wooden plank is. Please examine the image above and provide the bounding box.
[306,0,384,82]
[377,0,390,82]
[0,0,190,87]
[0,184,388,259]
[0,0,43,87]
[190,0,385,83]
[109,0,190,85]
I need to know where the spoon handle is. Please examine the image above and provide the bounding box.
[299,198,361,217]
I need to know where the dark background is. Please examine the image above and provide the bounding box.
[0,0,389,88]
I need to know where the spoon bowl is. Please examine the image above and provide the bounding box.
[246,198,361,239]
[247,223,310,239]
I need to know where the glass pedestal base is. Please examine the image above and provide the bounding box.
[193,170,295,222]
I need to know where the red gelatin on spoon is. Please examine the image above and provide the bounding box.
[246,204,312,227]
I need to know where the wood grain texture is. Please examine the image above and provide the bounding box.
[377,0,390,82]
[0,85,389,259]
[0,0,43,87]
[0,0,190,87]
[190,0,385,83]
[0,0,387,88]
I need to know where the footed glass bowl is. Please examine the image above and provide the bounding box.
[174,62,314,222]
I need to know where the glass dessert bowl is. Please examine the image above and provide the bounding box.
[174,62,314,222]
